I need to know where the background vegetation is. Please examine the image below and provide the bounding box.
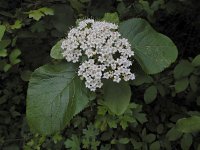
[0,0,200,149]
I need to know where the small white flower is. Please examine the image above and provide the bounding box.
[61,19,135,91]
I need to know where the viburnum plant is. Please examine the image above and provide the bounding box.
[26,17,178,135]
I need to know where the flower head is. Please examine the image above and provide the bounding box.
[61,19,135,91]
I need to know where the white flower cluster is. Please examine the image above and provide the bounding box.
[61,19,135,91]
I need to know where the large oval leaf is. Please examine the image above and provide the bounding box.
[26,62,90,135]
[102,80,131,115]
[119,18,178,74]
[176,116,200,133]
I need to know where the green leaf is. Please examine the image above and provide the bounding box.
[192,55,200,67]
[174,60,194,79]
[51,5,75,33]
[26,62,90,135]
[64,135,81,150]
[138,0,153,17]
[0,25,6,41]
[180,134,193,150]
[102,12,119,24]
[102,80,131,115]
[175,77,189,93]
[0,39,11,49]
[50,40,64,59]
[20,70,32,82]
[0,49,7,57]
[131,73,153,86]
[134,113,147,124]
[11,20,22,29]
[28,7,54,21]
[39,7,54,15]
[28,10,44,21]
[150,141,160,150]
[52,133,63,144]
[156,84,166,97]
[119,18,178,74]
[3,63,12,72]
[144,134,156,143]
[176,116,200,133]
[156,124,164,134]
[144,85,157,104]
[131,139,142,149]
[69,0,85,13]
[118,138,130,144]
[151,0,165,10]
[166,127,182,141]
[189,75,198,92]
[9,49,21,65]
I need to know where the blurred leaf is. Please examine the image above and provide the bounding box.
[39,7,54,15]
[157,124,164,134]
[28,7,54,21]
[175,77,189,93]
[31,21,45,33]
[176,116,200,133]
[139,0,153,17]
[69,0,85,13]
[134,113,147,124]
[117,2,128,15]
[0,25,6,41]
[189,75,198,92]
[103,80,131,115]
[144,85,157,104]
[174,60,194,79]
[50,40,64,59]
[52,133,63,144]
[192,54,200,67]
[9,49,21,65]
[118,138,130,144]
[102,12,119,24]
[0,39,11,49]
[131,139,142,149]
[11,20,22,29]
[156,84,166,96]
[28,10,44,21]
[51,5,75,33]
[20,70,32,81]
[151,0,165,10]
[180,134,192,150]
[0,49,7,57]
[82,124,100,149]
[65,135,81,150]
[3,63,11,72]
[131,73,153,86]
[144,134,156,143]
[166,127,182,141]
[150,141,160,150]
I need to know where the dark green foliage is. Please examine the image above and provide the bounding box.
[0,0,200,149]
